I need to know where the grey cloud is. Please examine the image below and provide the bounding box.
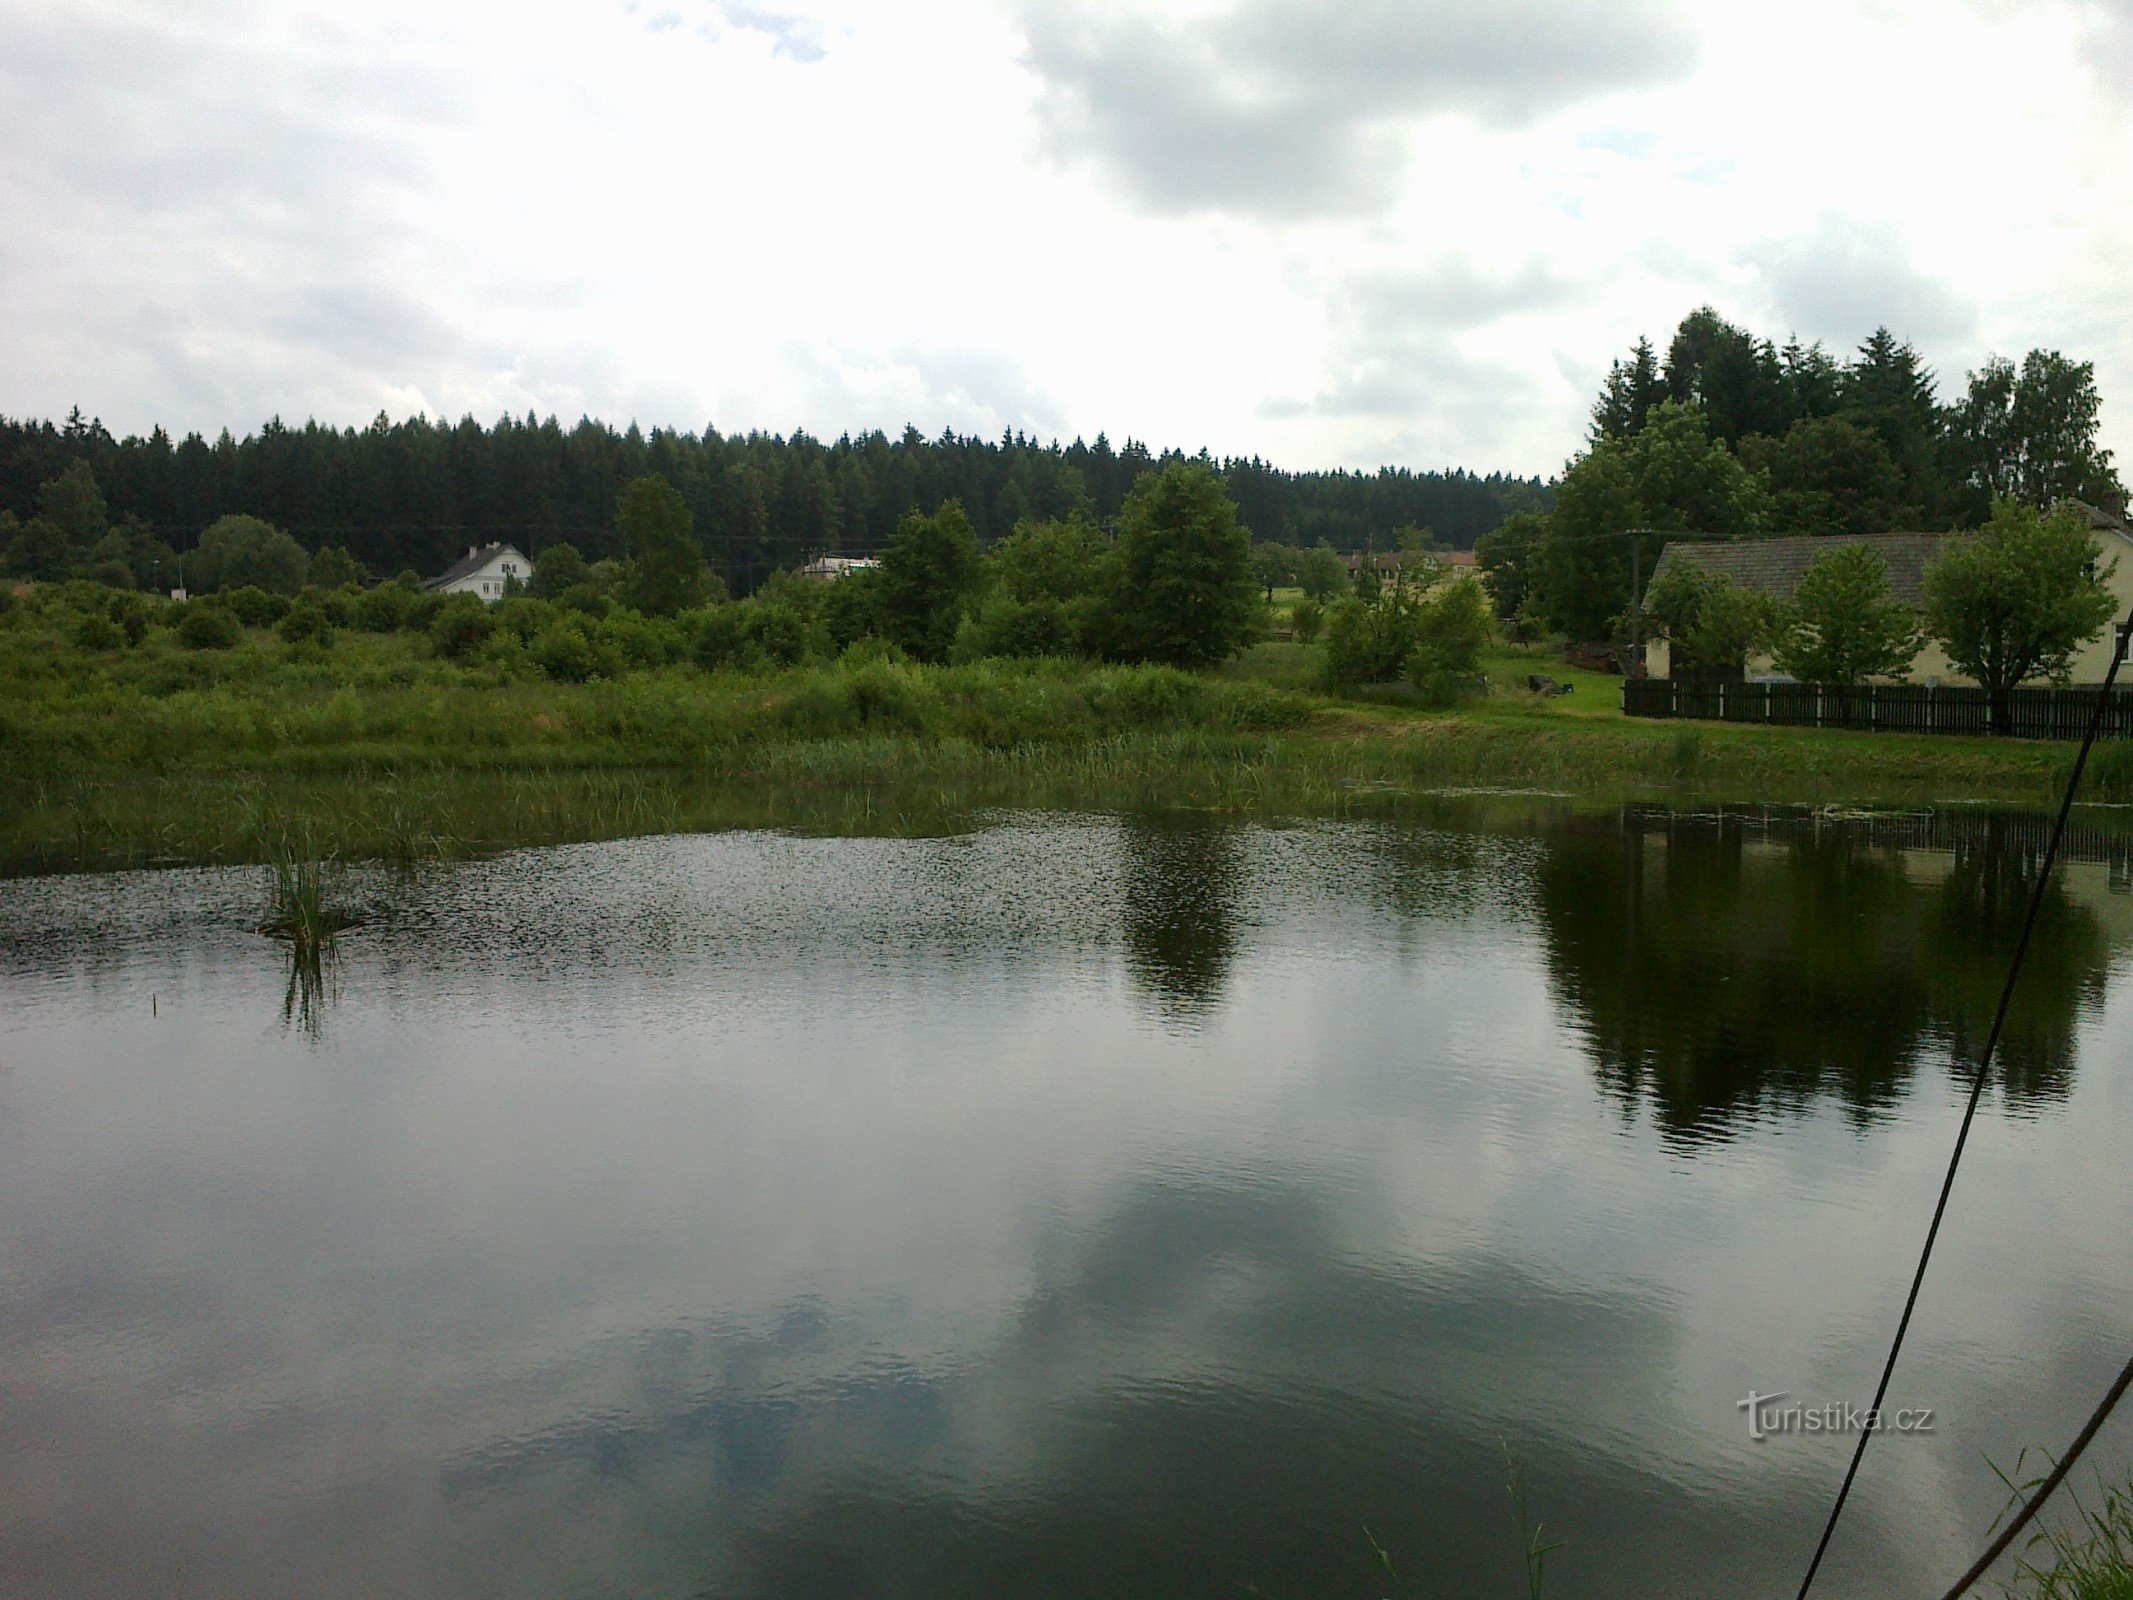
[781,342,1073,439]
[1743,215,1978,350]
[1261,257,1589,467]
[0,5,454,233]
[1020,0,1701,220]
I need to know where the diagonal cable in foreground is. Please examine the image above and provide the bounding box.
[1933,1351,2133,1600]
[1793,614,2133,1600]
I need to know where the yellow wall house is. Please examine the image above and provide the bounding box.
[1641,503,2133,685]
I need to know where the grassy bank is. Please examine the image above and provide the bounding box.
[3,597,2126,873]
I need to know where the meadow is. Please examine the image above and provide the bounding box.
[2,578,2124,874]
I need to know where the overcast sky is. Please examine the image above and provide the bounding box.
[5,0,2131,478]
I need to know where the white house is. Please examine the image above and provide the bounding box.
[427,543,531,602]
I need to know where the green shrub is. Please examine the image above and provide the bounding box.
[692,604,747,671]
[556,583,610,618]
[88,559,137,591]
[532,620,616,682]
[357,584,418,633]
[1290,594,1325,643]
[279,597,335,647]
[221,586,288,627]
[177,603,243,650]
[430,596,494,660]
[74,612,124,650]
[490,596,552,644]
[740,600,822,668]
[956,595,1078,661]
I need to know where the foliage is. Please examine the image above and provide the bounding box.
[1945,350,2122,516]
[1528,402,1769,641]
[1405,577,1495,704]
[1474,509,1545,621]
[308,546,367,589]
[220,585,289,626]
[0,411,1541,595]
[1289,593,1324,642]
[176,602,243,650]
[277,596,335,648]
[429,596,494,659]
[1320,592,1419,687]
[189,514,310,595]
[877,500,980,661]
[1101,462,1261,667]
[1923,499,2120,730]
[1773,543,1920,684]
[616,473,712,616]
[1642,564,1783,679]
[529,541,590,598]
[1740,417,1910,535]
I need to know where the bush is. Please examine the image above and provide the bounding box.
[88,558,136,590]
[692,604,747,671]
[556,582,610,618]
[278,597,335,647]
[177,603,243,650]
[956,595,1078,660]
[429,596,494,660]
[490,596,552,644]
[1290,594,1325,643]
[357,584,419,633]
[599,609,687,669]
[221,585,288,627]
[1320,597,1415,687]
[74,612,124,650]
[739,599,822,668]
[532,620,617,682]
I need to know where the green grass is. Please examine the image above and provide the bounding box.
[1,593,2122,874]
[1994,1463,2133,1600]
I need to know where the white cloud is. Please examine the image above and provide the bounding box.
[2,0,2132,476]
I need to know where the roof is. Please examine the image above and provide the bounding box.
[1649,533,1970,606]
[426,543,527,591]
[1343,548,1474,572]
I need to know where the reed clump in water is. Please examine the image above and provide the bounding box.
[258,842,365,959]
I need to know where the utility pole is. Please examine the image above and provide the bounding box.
[1629,534,1643,676]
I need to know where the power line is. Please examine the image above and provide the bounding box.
[1933,1353,2133,1600]
[1792,609,2133,1600]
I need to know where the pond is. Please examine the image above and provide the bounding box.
[3,807,2131,1599]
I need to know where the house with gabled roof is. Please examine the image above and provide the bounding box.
[426,543,530,602]
[1642,504,2133,686]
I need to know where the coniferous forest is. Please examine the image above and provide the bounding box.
[0,412,1540,594]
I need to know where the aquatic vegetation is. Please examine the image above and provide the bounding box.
[1994,1460,2133,1600]
[258,837,364,957]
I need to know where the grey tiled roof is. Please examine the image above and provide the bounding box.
[1649,533,1969,606]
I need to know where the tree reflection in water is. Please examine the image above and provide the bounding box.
[1537,812,2109,1145]
[1118,817,1246,1025]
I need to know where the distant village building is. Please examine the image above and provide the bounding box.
[798,555,880,582]
[1342,549,1475,581]
[427,543,530,602]
[1642,504,2133,685]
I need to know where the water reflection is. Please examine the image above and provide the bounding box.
[2,811,2131,1600]
[1118,817,1246,1022]
[1538,813,2111,1144]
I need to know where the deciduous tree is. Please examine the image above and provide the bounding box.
[1773,544,1920,684]
[1922,500,2119,732]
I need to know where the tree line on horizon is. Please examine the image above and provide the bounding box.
[1478,307,2124,643]
[0,410,1539,596]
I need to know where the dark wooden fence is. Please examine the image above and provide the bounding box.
[1621,679,2133,739]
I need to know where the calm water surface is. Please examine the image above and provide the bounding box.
[3,808,2132,1599]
